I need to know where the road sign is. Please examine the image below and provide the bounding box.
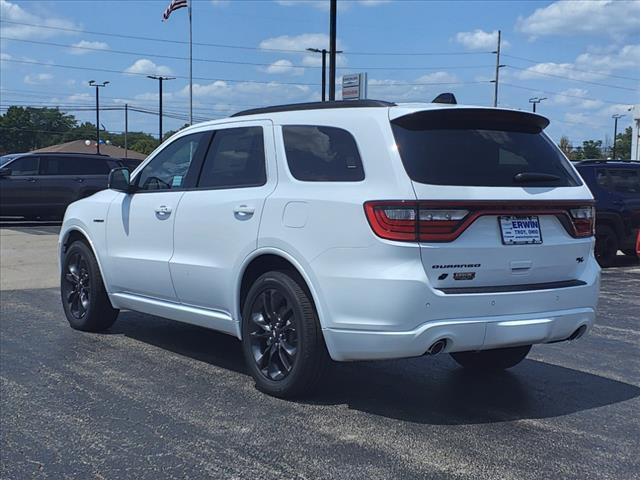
[342,73,368,100]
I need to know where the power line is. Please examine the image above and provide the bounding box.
[0,58,491,88]
[505,65,638,92]
[500,82,632,106]
[1,36,495,72]
[0,19,489,57]
[501,53,640,82]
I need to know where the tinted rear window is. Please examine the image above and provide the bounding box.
[391,109,580,187]
[41,157,112,175]
[282,125,364,181]
[608,169,640,193]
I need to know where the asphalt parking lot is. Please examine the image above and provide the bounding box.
[1,223,639,480]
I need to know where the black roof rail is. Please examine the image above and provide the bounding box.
[231,99,396,117]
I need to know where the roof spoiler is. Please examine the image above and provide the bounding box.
[432,93,457,105]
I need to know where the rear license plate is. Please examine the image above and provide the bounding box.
[499,215,542,245]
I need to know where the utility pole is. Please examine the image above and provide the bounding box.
[612,114,625,159]
[491,30,504,107]
[124,103,128,159]
[329,0,337,101]
[307,47,342,101]
[88,80,109,154]
[147,75,176,144]
[528,97,547,113]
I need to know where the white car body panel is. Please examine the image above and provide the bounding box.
[59,102,600,362]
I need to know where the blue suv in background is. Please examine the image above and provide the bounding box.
[574,160,640,266]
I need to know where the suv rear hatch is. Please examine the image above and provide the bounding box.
[385,107,594,293]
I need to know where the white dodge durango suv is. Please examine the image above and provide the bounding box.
[59,98,599,397]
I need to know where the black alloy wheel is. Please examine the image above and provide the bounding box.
[248,288,299,381]
[60,240,119,332]
[241,270,328,398]
[62,251,92,319]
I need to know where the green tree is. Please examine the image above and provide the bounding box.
[0,106,76,153]
[581,140,603,159]
[614,126,632,160]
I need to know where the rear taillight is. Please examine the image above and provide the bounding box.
[569,206,595,238]
[364,201,595,243]
[364,202,470,242]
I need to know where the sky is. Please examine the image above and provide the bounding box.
[1,0,638,146]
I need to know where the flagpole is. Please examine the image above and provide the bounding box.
[188,0,193,125]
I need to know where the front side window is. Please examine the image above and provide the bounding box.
[136,132,205,191]
[7,156,39,176]
[198,127,266,188]
[391,109,581,187]
[282,125,364,181]
[608,169,640,193]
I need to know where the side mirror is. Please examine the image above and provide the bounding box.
[108,167,133,193]
[0,167,11,177]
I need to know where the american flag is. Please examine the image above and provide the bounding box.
[162,0,188,21]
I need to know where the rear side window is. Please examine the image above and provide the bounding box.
[198,127,266,188]
[282,125,364,181]
[608,169,640,193]
[391,109,580,187]
[7,156,38,175]
[41,157,111,175]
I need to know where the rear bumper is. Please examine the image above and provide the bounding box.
[323,307,595,361]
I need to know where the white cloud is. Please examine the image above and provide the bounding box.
[514,44,640,82]
[454,29,509,51]
[23,73,53,85]
[276,0,389,9]
[260,33,343,52]
[416,71,459,84]
[517,0,640,39]
[66,92,92,103]
[176,80,315,109]
[265,59,304,76]
[366,72,462,102]
[69,40,110,55]
[0,0,80,40]
[550,88,603,110]
[124,59,173,76]
[0,52,11,61]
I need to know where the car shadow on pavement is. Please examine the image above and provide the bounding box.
[111,311,639,426]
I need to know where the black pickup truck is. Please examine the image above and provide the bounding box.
[0,152,141,220]
[574,160,640,266]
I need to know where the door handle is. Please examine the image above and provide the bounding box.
[27,177,37,183]
[233,205,255,218]
[155,205,172,216]
[74,177,85,183]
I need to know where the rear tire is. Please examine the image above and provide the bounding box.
[450,345,531,371]
[241,270,328,398]
[61,240,119,332]
[595,225,618,267]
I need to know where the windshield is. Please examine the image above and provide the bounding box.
[391,109,581,187]
[0,155,19,166]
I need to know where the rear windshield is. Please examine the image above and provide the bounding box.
[391,109,580,187]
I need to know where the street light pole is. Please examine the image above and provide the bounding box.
[147,75,176,144]
[307,47,342,101]
[329,0,337,101]
[528,97,547,113]
[612,114,625,159]
[88,80,109,154]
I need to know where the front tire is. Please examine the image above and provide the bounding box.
[450,345,531,371]
[241,271,328,398]
[61,240,119,332]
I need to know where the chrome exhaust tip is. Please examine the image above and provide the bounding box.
[426,339,447,356]
[568,325,587,341]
